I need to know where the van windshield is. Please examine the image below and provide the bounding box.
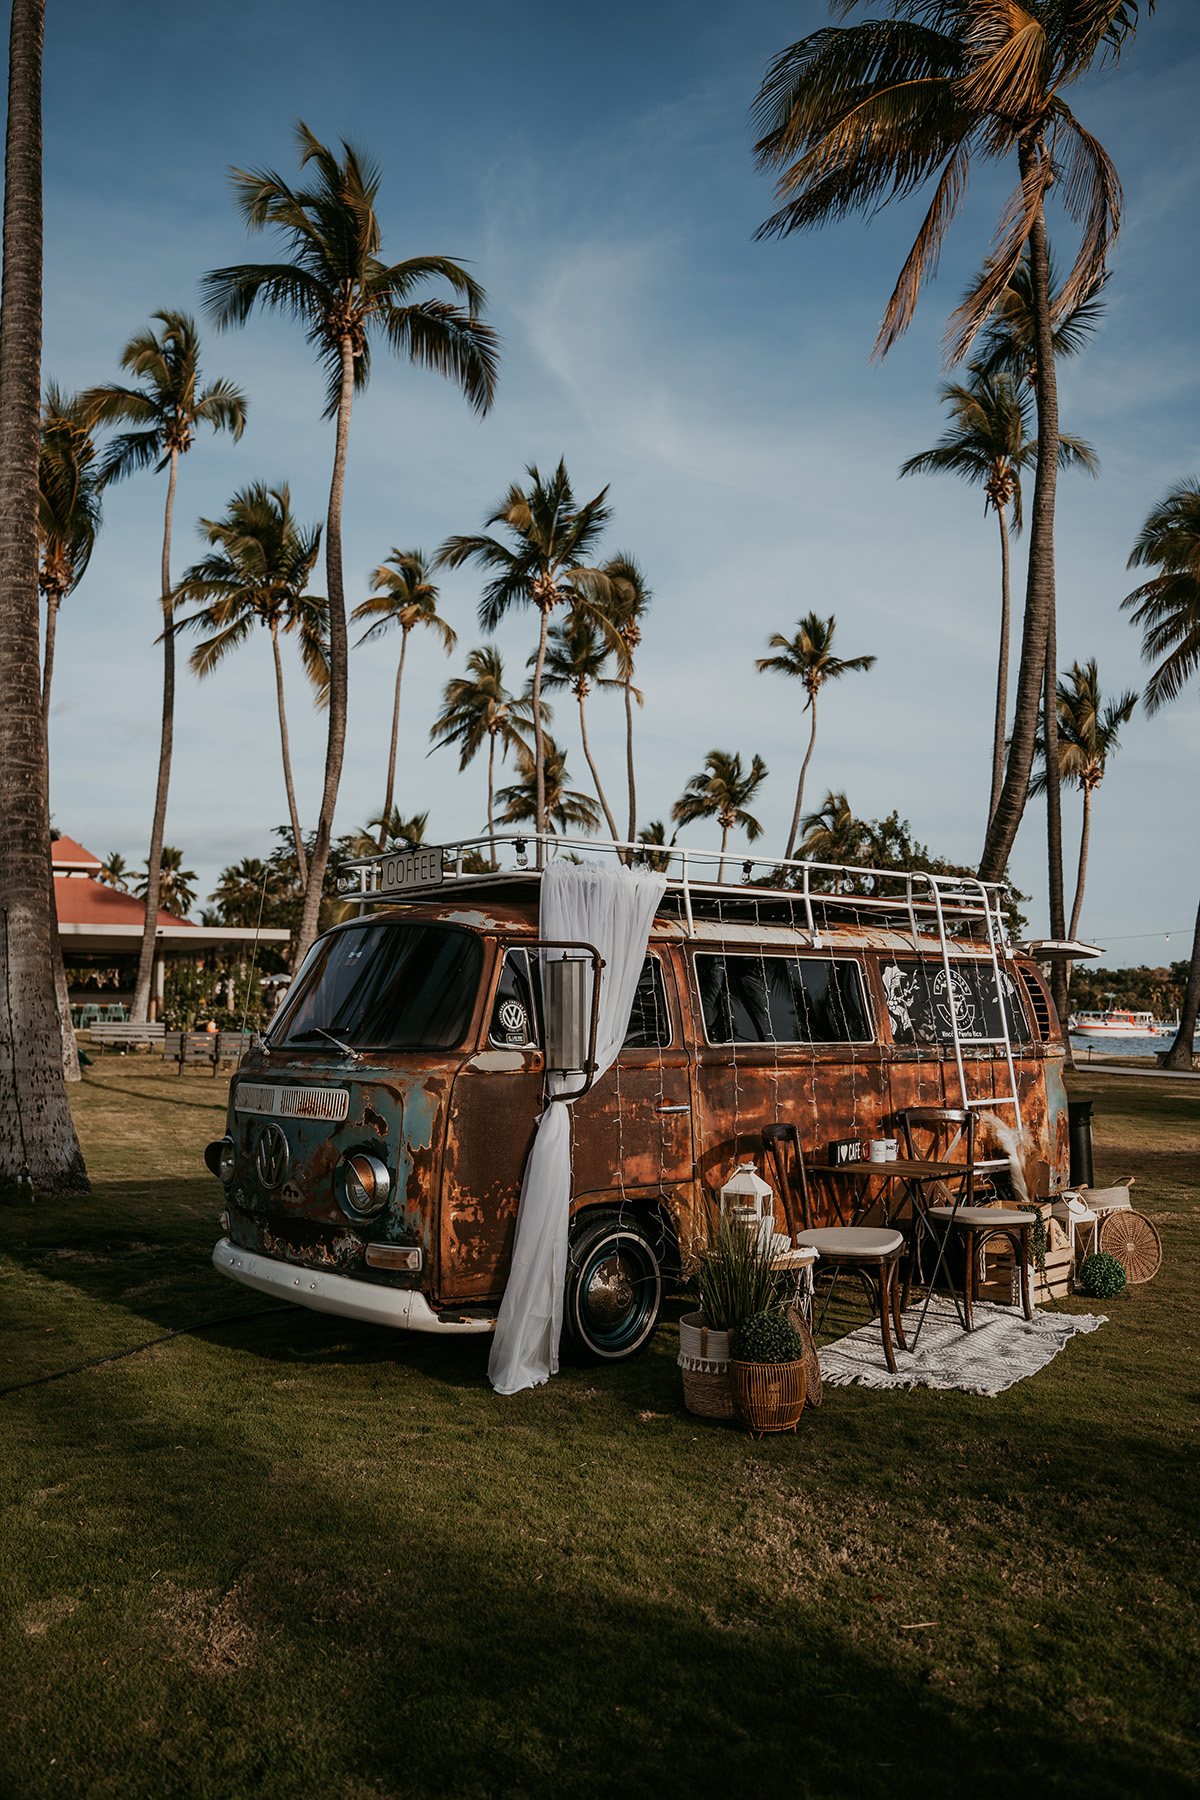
[269,923,483,1052]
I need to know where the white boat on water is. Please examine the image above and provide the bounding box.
[1070,1008,1160,1038]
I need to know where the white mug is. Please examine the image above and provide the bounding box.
[869,1140,889,1163]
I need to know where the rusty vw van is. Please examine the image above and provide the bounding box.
[208,838,1068,1361]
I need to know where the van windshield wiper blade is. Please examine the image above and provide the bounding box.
[305,1027,362,1063]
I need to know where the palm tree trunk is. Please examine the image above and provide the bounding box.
[578,690,620,842]
[1163,895,1200,1071]
[41,583,58,715]
[295,335,353,962]
[718,823,729,884]
[624,672,637,846]
[1043,605,1069,1034]
[531,603,551,867]
[378,628,409,849]
[1068,783,1091,944]
[486,728,497,870]
[270,616,307,889]
[988,505,1012,832]
[130,446,179,1021]
[979,159,1058,883]
[784,695,819,861]
[0,0,88,1190]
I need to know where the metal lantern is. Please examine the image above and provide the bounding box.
[716,1160,777,1251]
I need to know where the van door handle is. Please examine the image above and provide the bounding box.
[656,1103,691,1114]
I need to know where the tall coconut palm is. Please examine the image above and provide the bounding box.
[755,613,875,861]
[0,0,88,1186]
[350,550,455,848]
[496,733,601,836]
[600,553,651,845]
[437,460,616,856]
[38,384,101,717]
[1123,478,1200,1069]
[98,852,131,892]
[173,482,327,888]
[672,749,769,882]
[203,123,499,960]
[752,1,1152,891]
[1030,660,1136,952]
[900,370,1096,830]
[428,646,543,866]
[537,614,624,843]
[81,311,247,1021]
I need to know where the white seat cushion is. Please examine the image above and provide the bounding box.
[795,1227,903,1258]
[927,1207,1034,1228]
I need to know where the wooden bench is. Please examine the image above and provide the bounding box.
[87,1021,166,1050]
[162,1030,252,1075]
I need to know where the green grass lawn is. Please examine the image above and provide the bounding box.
[1,1057,1197,1799]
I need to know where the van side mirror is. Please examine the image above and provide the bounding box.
[545,956,591,1073]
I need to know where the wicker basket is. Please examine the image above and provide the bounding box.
[677,1311,735,1419]
[731,1358,807,1436]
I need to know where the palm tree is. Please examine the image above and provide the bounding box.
[98,852,131,892]
[38,385,101,718]
[600,553,651,844]
[900,370,1096,830]
[672,749,769,882]
[203,123,499,961]
[351,551,455,849]
[437,460,616,855]
[537,614,623,843]
[1123,478,1200,1070]
[496,733,601,836]
[0,0,89,1187]
[752,2,1152,889]
[428,646,542,867]
[798,791,868,877]
[1030,661,1136,955]
[755,613,875,861]
[135,846,197,919]
[81,311,247,1022]
[366,808,429,848]
[172,482,327,888]
[635,821,675,874]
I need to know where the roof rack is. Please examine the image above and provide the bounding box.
[338,832,1024,1128]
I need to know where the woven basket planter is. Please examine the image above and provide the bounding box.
[677,1311,735,1419]
[731,1358,807,1436]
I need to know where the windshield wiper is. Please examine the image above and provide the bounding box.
[305,1027,362,1063]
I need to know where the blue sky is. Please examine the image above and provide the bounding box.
[35,1,1200,964]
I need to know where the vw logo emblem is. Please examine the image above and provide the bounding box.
[255,1123,290,1189]
[498,1000,527,1034]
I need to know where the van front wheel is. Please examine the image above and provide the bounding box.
[563,1216,662,1363]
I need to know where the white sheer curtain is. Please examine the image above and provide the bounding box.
[488,861,667,1395]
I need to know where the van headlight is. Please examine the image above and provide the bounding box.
[205,1137,237,1185]
[339,1152,391,1219]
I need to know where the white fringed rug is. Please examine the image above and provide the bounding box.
[818,1295,1107,1396]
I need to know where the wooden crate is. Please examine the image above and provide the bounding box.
[977,1242,1074,1305]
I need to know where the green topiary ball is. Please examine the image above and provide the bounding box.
[732,1309,805,1365]
[1078,1251,1127,1299]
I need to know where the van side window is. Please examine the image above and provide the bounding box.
[489,949,541,1048]
[881,959,1032,1045]
[696,954,872,1045]
[622,957,672,1049]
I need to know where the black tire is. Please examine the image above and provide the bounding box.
[562,1214,663,1364]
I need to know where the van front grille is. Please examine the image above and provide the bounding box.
[235,1082,350,1122]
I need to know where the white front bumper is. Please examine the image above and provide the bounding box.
[212,1239,496,1335]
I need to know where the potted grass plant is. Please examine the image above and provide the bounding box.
[678,1211,780,1420]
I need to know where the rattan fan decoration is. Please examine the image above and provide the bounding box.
[1098,1210,1162,1284]
[786,1301,823,1409]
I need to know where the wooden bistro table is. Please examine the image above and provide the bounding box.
[811,1156,1012,1347]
